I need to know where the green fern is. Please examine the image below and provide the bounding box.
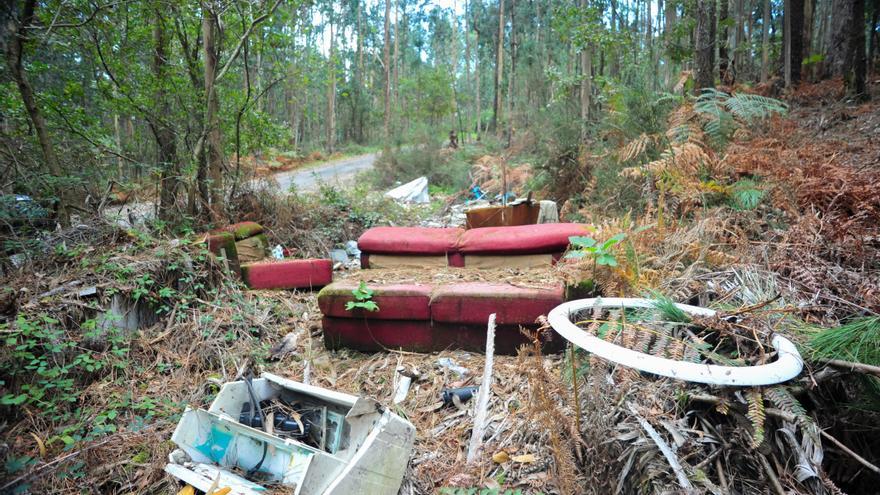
[731,179,765,210]
[694,89,786,149]
[725,93,788,122]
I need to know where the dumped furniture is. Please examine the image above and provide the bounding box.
[357,223,588,269]
[203,222,333,290]
[166,373,416,494]
[241,259,333,290]
[464,199,541,229]
[318,280,565,354]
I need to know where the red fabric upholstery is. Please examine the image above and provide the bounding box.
[430,282,564,325]
[241,259,332,290]
[317,282,433,320]
[357,227,464,255]
[458,223,589,254]
[322,317,434,352]
[432,323,565,355]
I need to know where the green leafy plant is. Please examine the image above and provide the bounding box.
[567,233,626,267]
[731,179,765,210]
[345,281,379,312]
[695,89,787,147]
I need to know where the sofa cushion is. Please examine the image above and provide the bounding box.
[318,282,433,320]
[241,259,332,290]
[458,223,589,255]
[432,323,565,355]
[223,221,264,240]
[321,317,434,352]
[429,282,564,325]
[358,227,464,255]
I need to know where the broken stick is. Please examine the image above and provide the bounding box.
[466,313,496,464]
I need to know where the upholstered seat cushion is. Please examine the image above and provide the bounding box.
[357,226,464,255]
[458,223,589,255]
[317,282,433,320]
[321,318,435,352]
[241,259,332,290]
[429,282,564,325]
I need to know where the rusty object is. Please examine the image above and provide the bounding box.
[465,201,540,229]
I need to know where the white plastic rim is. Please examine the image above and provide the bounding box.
[547,297,804,386]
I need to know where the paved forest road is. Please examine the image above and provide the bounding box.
[273,153,377,192]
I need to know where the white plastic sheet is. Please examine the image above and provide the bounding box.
[385,176,430,203]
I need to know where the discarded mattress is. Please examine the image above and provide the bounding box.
[241,259,333,290]
[318,281,565,354]
[357,223,588,269]
[165,372,416,494]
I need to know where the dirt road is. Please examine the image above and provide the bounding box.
[273,153,377,192]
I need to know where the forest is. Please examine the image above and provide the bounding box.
[1,0,879,493]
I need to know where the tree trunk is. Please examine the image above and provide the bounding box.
[491,0,504,134]
[506,0,516,147]
[719,0,730,83]
[845,0,868,99]
[202,2,224,217]
[611,0,621,78]
[664,0,676,87]
[579,0,592,135]
[762,0,771,81]
[465,0,471,143]
[151,8,178,220]
[694,0,716,91]
[326,11,336,154]
[784,0,804,86]
[869,0,879,75]
[383,0,391,149]
[734,0,745,81]
[393,0,400,135]
[474,3,482,140]
[825,0,853,77]
[4,0,69,225]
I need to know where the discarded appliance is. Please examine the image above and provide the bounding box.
[165,372,416,494]
[547,298,804,386]
[384,176,429,203]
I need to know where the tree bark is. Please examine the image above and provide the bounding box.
[825,0,853,77]
[4,0,69,225]
[383,0,391,149]
[579,0,592,135]
[151,7,178,220]
[719,0,730,83]
[694,0,716,91]
[845,0,868,99]
[663,0,676,88]
[506,0,516,146]
[473,2,482,140]
[326,9,336,153]
[202,2,224,217]
[785,0,804,86]
[869,0,879,75]
[761,0,771,81]
[393,0,400,136]
[491,0,504,134]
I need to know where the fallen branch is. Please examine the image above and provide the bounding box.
[819,429,880,476]
[466,313,496,464]
[819,358,880,377]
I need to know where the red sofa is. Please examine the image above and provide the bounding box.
[318,280,565,354]
[357,223,588,269]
